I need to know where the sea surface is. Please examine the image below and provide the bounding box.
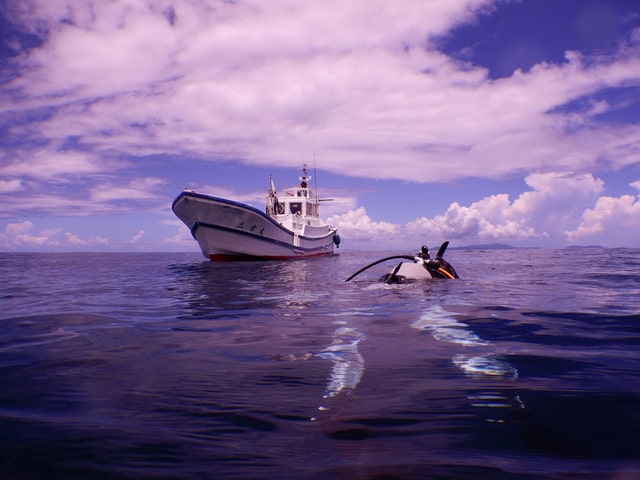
[0,248,639,479]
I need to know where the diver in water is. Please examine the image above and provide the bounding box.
[346,241,459,283]
[415,243,459,280]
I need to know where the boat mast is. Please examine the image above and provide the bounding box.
[266,175,279,217]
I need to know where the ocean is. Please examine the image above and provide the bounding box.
[0,248,638,479]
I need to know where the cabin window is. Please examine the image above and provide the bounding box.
[306,203,316,216]
[290,202,302,215]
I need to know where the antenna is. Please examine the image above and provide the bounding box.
[313,145,318,200]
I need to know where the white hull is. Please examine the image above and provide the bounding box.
[172,191,337,260]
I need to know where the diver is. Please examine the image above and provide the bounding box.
[346,241,459,283]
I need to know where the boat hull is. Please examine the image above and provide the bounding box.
[172,191,336,260]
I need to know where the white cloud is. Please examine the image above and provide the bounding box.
[404,197,541,248]
[0,221,112,250]
[128,229,145,243]
[0,176,167,218]
[565,194,640,246]
[0,147,123,187]
[0,191,106,217]
[90,177,165,202]
[511,172,604,234]
[93,236,110,246]
[404,172,605,246]
[328,206,399,243]
[0,221,50,248]
[5,221,32,235]
[4,0,639,185]
[333,172,615,248]
[62,232,110,247]
[64,232,88,246]
[0,179,23,193]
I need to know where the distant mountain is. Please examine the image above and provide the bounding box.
[564,245,605,249]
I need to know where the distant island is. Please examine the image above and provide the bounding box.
[454,243,606,250]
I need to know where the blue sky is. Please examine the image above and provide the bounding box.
[1,0,640,252]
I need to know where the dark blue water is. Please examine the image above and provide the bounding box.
[1,248,639,479]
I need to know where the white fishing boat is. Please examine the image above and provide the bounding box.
[172,165,340,261]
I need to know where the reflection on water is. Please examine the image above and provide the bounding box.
[452,354,517,379]
[316,325,366,399]
[452,353,518,380]
[468,392,526,424]
[411,304,523,424]
[411,305,518,379]
[310,303,523,424]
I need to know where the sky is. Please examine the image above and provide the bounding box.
[1,0,640,253]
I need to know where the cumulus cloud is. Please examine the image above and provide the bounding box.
[328,206,399,243]
[405,196,539,245]
[64,232,88,246]
[0,221,110,250]
[404,172,605,245]
[64,233,109,247]
[0,221,49,248]
[565,194,640,246]
[334,172,614,249]
[128,229,145,243]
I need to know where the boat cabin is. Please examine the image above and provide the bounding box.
[265,166,326,232]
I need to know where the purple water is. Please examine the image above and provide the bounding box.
[1,248,639,479]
